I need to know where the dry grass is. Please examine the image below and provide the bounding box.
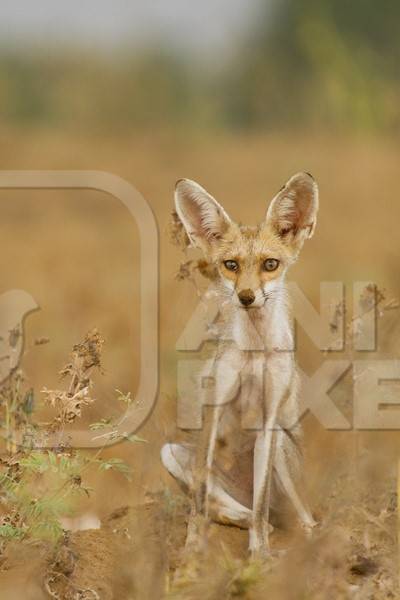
[0,129,399,598]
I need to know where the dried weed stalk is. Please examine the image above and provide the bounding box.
[42,329,104,431]
[0,328,137,594]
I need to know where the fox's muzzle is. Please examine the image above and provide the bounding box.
[238,289,255,307]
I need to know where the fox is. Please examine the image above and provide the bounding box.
[161,172,319,557]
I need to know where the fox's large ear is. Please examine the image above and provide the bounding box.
[175,179,232,251]
[265,172,319,251]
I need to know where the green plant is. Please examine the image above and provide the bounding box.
[0,329,141,559]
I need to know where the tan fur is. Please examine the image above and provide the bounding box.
[162,172,319,557]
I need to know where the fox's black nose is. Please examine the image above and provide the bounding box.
[238,289,255,306]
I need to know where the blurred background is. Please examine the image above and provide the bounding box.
[1,0,400,133]
[0,0,400,538]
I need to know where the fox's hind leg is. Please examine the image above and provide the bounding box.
[274,427,317,534]
[161,443,252,528]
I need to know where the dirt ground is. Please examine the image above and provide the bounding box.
[0,445,397,600]
[0,130,399,598]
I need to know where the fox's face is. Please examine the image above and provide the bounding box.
[175,173,318,309]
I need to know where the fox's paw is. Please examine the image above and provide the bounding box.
[248,523,274,560]
[301,517,319,540]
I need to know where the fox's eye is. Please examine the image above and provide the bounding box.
[224,260,239,272]
[263,258,279,272]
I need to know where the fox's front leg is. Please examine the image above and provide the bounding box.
[186,349,242,551]
[184,403,224,555]
[250,418,277,557]
[250,362,292,557]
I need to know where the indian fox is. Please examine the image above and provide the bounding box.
[162,172,318,556]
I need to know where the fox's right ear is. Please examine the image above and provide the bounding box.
[265,172,319,253]
[174,179,231,251]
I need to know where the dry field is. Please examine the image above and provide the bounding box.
[0,129,399,598]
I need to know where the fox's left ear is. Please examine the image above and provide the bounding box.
[174,178,232,253]
[265,172,319,252]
